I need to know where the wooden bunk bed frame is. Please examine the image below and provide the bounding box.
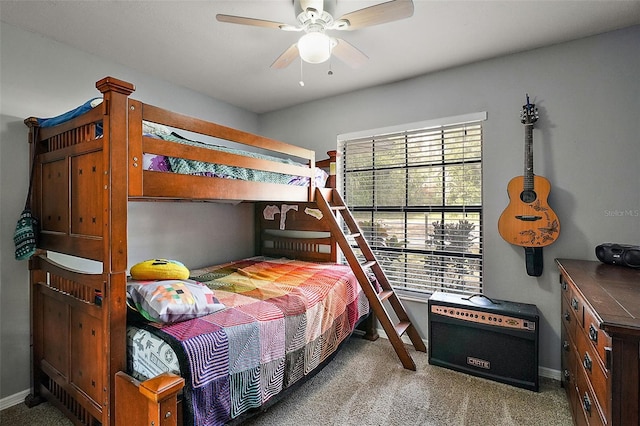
[23,77,423,426]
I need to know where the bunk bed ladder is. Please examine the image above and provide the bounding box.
[315,188,426,370]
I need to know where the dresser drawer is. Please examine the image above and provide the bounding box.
[561,328,579,422]
[569,291,584,326]
[575,320,610,417]
[561,292,578,343]
[582,303,612,369]
[560,274,572,300]
[561,322,577,388]
[561,275,584,326]
[576,365,606,426]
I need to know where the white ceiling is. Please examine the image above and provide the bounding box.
[2,1,639,114]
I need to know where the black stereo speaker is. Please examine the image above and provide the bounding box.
[428,292,539,392]
[595,243,640,268]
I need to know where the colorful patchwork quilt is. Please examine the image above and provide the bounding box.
[127,257,369,426]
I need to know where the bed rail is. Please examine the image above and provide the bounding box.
[127,99,317,201]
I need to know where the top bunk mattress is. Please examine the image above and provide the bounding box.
[142,127,328,188]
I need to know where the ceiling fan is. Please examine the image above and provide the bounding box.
[216,0,414,69]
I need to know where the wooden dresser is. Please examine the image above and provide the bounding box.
[557,258,640,426]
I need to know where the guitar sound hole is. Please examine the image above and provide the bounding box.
[520,190,537,203]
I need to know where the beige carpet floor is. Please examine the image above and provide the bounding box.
[1,336,572,425]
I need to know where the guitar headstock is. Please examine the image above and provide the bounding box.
[520,94,539,125]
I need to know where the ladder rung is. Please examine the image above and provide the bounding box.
[395,321,411,337]
[331,205,347,211]
[378,290,394,302]
[348,232,361,239]
[361,260,376,269]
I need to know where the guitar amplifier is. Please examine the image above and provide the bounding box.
[428,292,539,391]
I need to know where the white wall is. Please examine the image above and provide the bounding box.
[258,26,640,373]
[0,23,259,400]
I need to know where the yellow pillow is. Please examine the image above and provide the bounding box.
[130,259,190,280]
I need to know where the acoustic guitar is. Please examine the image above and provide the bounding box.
[498,95,560,250]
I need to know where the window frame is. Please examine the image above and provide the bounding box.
[337,112,487,300]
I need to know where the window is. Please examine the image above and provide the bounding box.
[337,112,486,298]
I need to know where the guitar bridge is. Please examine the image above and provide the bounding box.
[515,215,542,221]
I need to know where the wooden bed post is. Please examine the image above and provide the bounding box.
[23,118,45,408]
[95,77,135,426]
[115,372,184,426]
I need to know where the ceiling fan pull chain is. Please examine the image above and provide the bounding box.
[299,59,305,87]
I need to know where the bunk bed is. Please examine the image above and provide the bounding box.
[22,76,372,426]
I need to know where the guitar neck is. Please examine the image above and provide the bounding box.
[524,124,534,190]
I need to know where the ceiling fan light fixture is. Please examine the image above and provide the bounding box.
[217,0,415,69]
[298,31,334,64]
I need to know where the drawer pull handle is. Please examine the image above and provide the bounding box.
[563,369,571,383]
[571,297,579,311]
[582,392,592,415]
[563,311,571,322]
[588,324,598,343]
[562,341,570,352]
[583,352,592,372]
[562,280,567,291]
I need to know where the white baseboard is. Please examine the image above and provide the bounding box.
[374,327,562,381]
[538,366,561,381]
[373,326,428,347]
[0,389,30,411]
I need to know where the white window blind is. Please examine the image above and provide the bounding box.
[338,113,485,297]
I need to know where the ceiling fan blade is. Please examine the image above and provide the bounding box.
[336,0,414,30]
[216,14,289,30]
[332,38,368,68]
[271,43,300,69]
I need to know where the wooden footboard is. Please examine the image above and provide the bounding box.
[115,372,184,426]
[28,254,112,425]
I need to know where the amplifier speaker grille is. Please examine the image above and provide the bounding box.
[428,292,539,392]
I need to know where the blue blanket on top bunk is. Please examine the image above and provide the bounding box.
[37,97,103,128]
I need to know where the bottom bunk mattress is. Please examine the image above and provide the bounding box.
[126,256,370,426]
